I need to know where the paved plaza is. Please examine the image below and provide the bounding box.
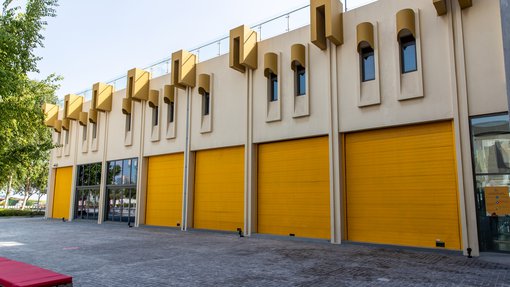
[0,217,509,286]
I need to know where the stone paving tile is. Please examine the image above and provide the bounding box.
[0,217,509,287]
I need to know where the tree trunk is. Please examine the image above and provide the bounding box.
[36,192,43,210]
[3,174,13,209]
[21,177,31,210]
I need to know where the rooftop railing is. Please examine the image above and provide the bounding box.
[68,1,377,106]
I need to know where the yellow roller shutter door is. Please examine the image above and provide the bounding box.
[52,166,73,219]
[145,153,184,227]
[194,146,244,231]
[345,121,462,250]
[258,136,330,239]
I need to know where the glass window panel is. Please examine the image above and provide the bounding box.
[84,164,91,186]
[471,115,510,174]
[203,93,210,116]
[93,163,101,186]
[269,74,278,102]
[296,66,306,96]
[126,114,131,132]
[474,175,510,252]
[400,36,417,73]
[131,158,138,184]
[77,166,84,186]
[107,162,114,185]
[168,102,175,123]
[123,160,131,185]
[153,107,159,126]
[114,161,122,185]
[360,46,375,82]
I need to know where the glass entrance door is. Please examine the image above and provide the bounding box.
[75,188,100,220]
[471,114,510,253]
[105,187,137,223]
[74,163,101,220]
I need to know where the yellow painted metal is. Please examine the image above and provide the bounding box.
[356,22,374,52]
[258,136,330,239]
[290,44,305,70]
[345,121,462,250]
[52,166,73,219]
[229,25,258,73]
[194,146,244,231]
[145,153,184,227]
[171,50,196,89]
[396,9,416,39]
[310,0,343,50]
[198,73,210,95]
[264,52,278,77]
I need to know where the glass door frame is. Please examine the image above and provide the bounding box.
[469,112,510,253]
[74,185,100,220]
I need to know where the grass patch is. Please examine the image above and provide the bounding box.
[0,209,45,217]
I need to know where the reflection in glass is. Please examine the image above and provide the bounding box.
[400,35,417,73]
[295,65,306,96]
[114,161,122,185]
[75,189,100,220]
[123,159,131,185]
[360,46,375,82]
[76,163,102,187]
[472,115,510,174]
[105,188,136,223]
[131,159,138,184]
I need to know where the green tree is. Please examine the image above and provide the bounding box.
[0,0,59,208]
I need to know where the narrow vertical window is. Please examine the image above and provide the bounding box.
[92,123,97,139]
[83,125,87,141]
[203,92,210,116]
[152,107,159,126]
[168,101,175,123]
[57,133,61,146]
[400,35,417,73]
[126,114,131,132]
[269,73,278,102]
[360,46,375,81]
[295,65,306,96]
[65,130,69,145]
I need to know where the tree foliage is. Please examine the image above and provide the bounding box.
[0,0,59,208]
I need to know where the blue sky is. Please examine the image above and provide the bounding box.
[21,0,375,98]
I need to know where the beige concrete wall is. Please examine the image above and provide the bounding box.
[106,89,142,161]
[52,110,76,168]
[143,74,187,157]
[463,0,507,116]
[75,101,104,165]
[338,0,454,132]
[253,26,329,143]
[191,54,247,151]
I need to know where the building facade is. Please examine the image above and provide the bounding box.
[43,0,509,256]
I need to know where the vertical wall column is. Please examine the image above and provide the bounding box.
[327,42,342,244]
[244,69,257,236]
[182,87,195,231]
[135,101,147,227]
[449,0,479,256]
[68,122,79,221]
[45,159,56,219]
[97,112,109,224]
